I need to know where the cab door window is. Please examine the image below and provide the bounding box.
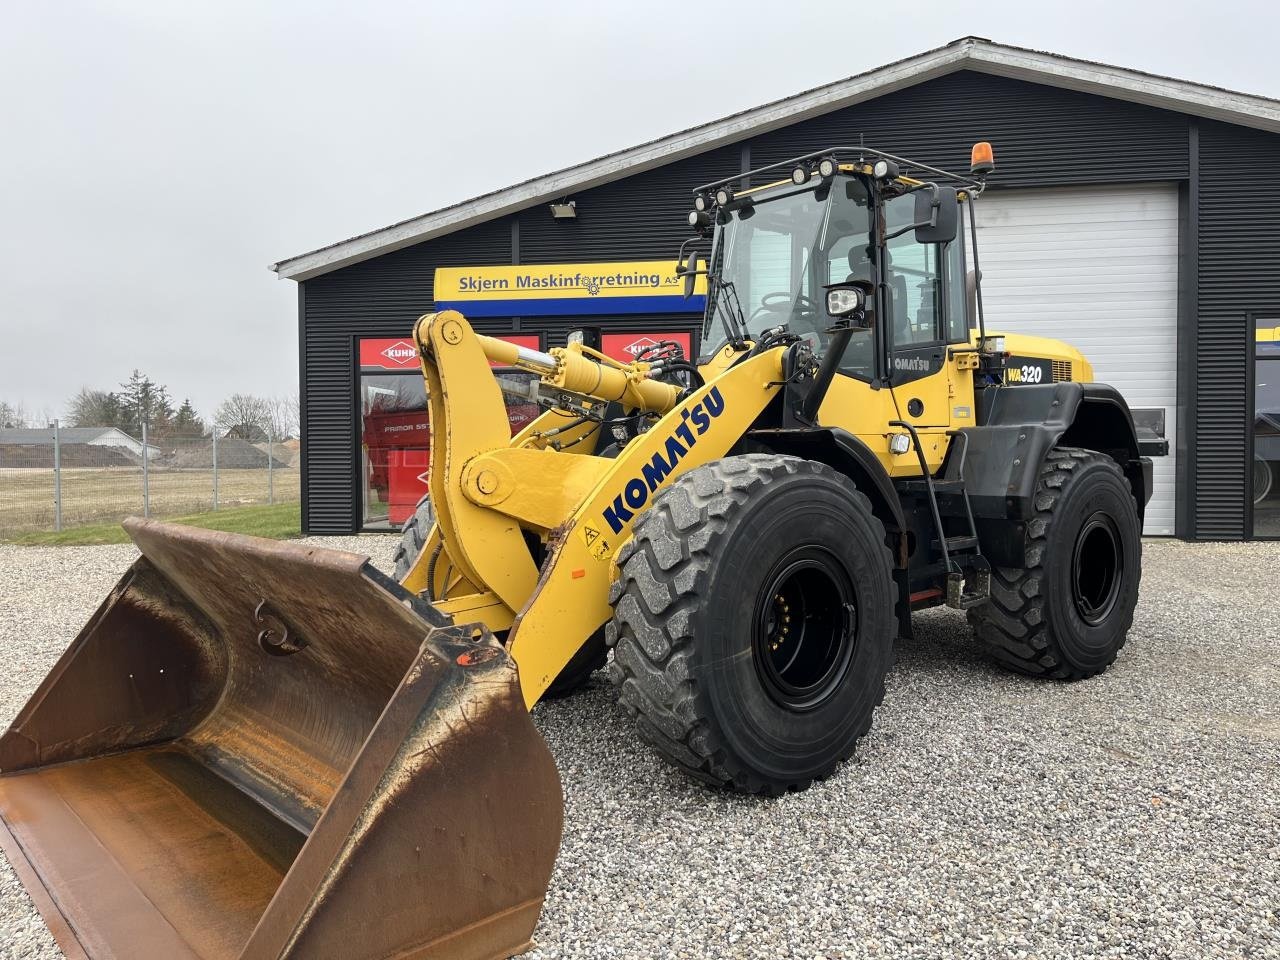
[884,194,944,348]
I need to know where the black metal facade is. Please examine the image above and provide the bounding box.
[298,69,1279,539]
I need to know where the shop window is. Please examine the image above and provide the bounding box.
[1254,318,1280,537]
[358,336,540,531]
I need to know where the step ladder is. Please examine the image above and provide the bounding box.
[889,421,990,610]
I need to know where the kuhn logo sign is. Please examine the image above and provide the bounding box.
[600,331,693,364]
[359,334,541,371]
[380,341,416,365]
[621,337,658,356]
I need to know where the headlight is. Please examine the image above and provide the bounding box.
[826,286,865,317]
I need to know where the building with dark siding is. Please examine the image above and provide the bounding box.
[272,38,1280,541]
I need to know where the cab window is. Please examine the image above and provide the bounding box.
[884,194,944,348]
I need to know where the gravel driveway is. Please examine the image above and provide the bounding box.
[1,536,1277,959]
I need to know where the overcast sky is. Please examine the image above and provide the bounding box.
[2,0,1277,423]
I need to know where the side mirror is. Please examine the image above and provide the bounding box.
[914,186,959,244]
[680,254,702,299]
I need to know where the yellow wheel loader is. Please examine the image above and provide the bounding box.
[0,143,1157,959]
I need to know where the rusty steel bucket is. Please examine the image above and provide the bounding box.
[0,519,563,960]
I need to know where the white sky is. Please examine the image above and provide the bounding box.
[2,0,1277,422]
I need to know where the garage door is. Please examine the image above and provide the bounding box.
[974,184,1179,535]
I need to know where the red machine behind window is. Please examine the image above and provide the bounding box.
[358,334,540,529]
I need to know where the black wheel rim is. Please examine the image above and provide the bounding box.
[752,547,856,711]
[1071,512,1123,626]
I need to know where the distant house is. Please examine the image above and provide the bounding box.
[0,427,161,460]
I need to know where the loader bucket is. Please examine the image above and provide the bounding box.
[0,519,562,960]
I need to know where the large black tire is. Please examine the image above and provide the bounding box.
[968,447,1141,679]
[391,494,605,696]
[392,495,435,582]
[606,454,896,794]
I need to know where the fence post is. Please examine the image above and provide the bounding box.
[142,421,150,518]
[268,430,274,505]
[52,419,62,532]
[212,431,219,511]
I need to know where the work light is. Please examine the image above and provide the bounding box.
[817,157,837,179]
[791,164,810,185]
[872,159,899,180]
[714,187,734,207]
[693,193,712,212]
[826,286,865,317]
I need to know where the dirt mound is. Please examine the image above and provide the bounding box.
[165,437,289,469]
[0,444,136,468]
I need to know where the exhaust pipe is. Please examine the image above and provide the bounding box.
[0,519,562,960]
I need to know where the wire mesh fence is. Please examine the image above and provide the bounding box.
[0,424,300,538]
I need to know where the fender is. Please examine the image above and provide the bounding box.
[745,427,905,535]
[958,382,1153,564]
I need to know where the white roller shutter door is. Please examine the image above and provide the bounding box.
[974,184,1179,535]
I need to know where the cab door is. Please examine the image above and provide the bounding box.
[878,192,975,474]
[818,191,973,477]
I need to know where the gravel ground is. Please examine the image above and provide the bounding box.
[1,536,1278,959]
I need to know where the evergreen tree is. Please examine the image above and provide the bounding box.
[118,370,174,435]
[171,398,206,437]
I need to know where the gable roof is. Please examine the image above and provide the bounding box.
[0,427,119,445]
[271,36,1280,282]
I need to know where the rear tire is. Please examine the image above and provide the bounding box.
[968,447,1141,679]
[392,495,435,582]
[391,494,604,696]
[606,454,895,794]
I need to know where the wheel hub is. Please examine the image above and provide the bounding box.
[753,549,856,711]
[1071,512,1123,625]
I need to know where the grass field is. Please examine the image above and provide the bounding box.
[6,502,302,546]
[0,466,300,538]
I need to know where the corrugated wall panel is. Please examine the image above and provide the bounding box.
[1195,121,1280,539]
[517,146,741,263]
[301,218,515,532]
[744,71,1189,187]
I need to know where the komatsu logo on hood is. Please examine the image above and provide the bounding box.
[380,341,417,365]
[601,387,726,534]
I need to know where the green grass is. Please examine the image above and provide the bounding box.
[5,502,302,546]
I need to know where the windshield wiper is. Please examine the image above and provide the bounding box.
[713,278,750,345]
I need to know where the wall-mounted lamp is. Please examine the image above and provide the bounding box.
[549,200,577,219]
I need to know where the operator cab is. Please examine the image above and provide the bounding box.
[681,146,985,394]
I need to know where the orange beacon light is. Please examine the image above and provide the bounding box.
[971,141,995,176]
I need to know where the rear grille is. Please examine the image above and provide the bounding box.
[1052,360,1073,382]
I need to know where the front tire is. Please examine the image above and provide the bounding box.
[606,454,896,794]
[968,447,1141,679]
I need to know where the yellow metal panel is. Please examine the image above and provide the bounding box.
[462,447,614,530]
[507,349,786,706]
[434,592,516,633]
[413,312,538,614]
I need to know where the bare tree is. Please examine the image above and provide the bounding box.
[67,388,124,428]
[0,400,35,429]
[214,393,272,440]
[266,395,298,440]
